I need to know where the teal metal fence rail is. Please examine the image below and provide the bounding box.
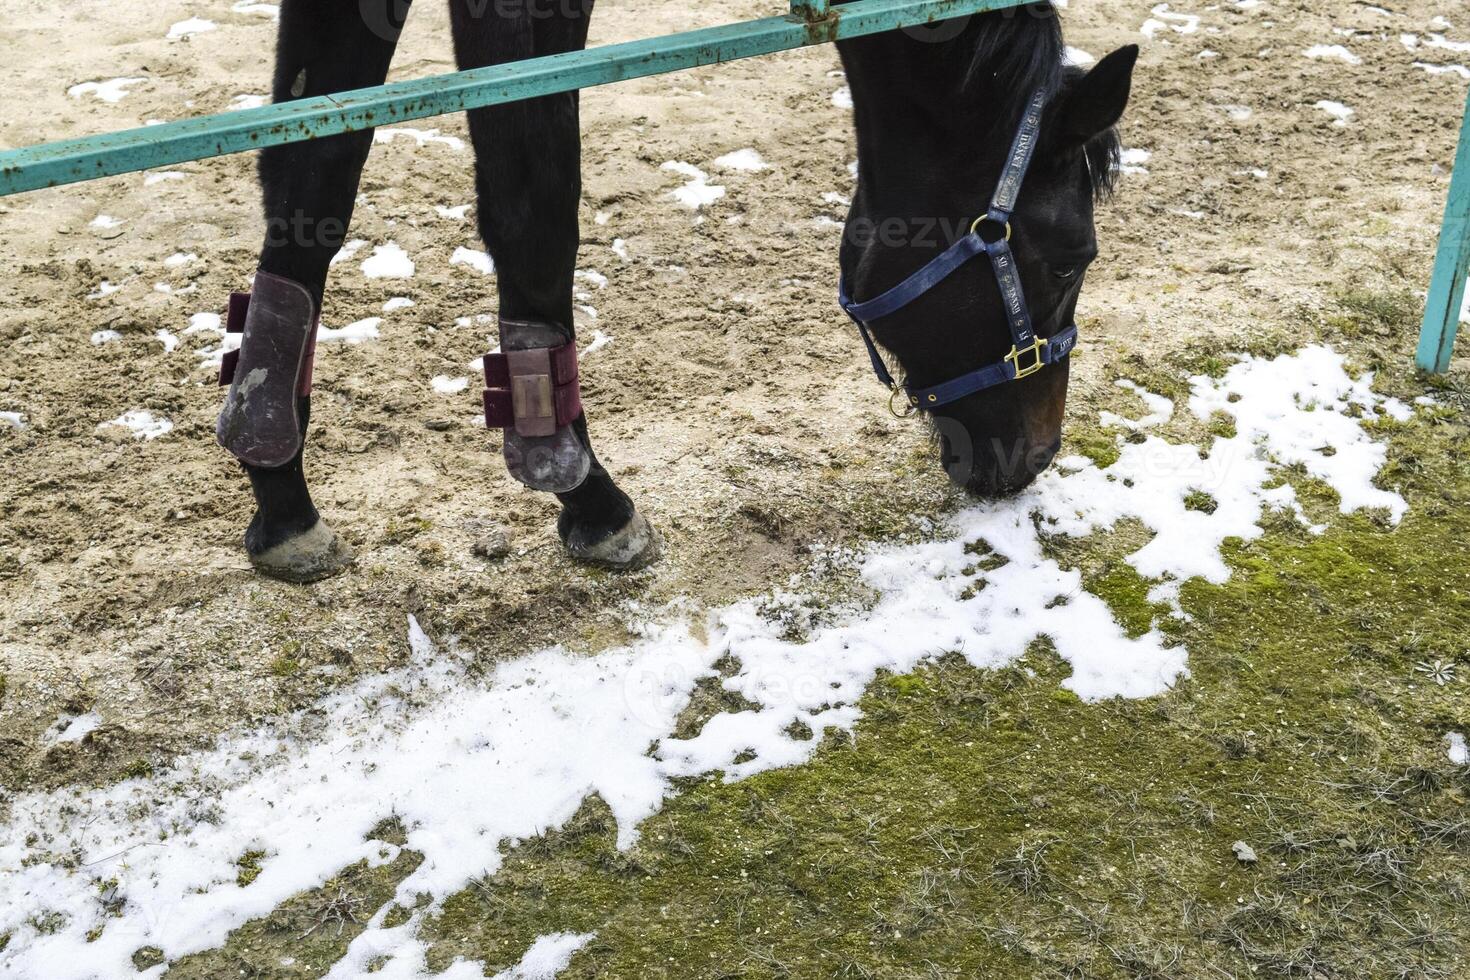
[0,0,1464,371]
[1416,89,1470,373]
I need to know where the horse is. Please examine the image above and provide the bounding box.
[214,0,1136,582]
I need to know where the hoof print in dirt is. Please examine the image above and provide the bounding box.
[565,510,661,571]
[249,520,355,584]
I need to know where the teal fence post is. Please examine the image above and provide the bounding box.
[1416,88,1470,373]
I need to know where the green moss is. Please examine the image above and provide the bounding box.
[121,758,153,780]
[268,657,301,678]
[1065,428,1120,469]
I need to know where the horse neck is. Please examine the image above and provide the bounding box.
[838,37,1019,220]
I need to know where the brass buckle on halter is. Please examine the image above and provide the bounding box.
[888,382,919,419]
[1005,337,1048,380]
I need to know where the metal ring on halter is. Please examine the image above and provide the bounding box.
[970,214,1012,241]
[888,383,919,419]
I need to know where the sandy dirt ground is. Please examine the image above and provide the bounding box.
[0,0,1466,790]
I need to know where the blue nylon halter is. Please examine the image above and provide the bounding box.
[838,88,1079,414]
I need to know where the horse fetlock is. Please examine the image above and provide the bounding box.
[217,271,319,468]
[482,317,591,493]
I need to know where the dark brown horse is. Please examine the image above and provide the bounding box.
[216,0,1135,581]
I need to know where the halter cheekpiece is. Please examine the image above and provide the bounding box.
[838,88,1079,417]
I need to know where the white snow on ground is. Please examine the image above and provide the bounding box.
[375,128,466,152]
[88,280,123,298]
[185,312,223,335]
[231,0,279,18]
[330,239,367,267]
[164,252,197,269]
[1304,44,1361,64]
[581,330,613,357]
[1100,378,1176,430]
[0,411,26,430]
[68,78,144,103]
[660,161,725,209]
[436,204,471,221]
[384,296,416,312]
[1448,733,1468,765]
[1141,3,1200,39]
[90,329,122,344]
[430,375,469,395]
[96,410,173,440]
[89,214,123,230]
[1414,62,1470,78]
[712,148,769,171]
[43,712,103,747]
[167,17,216,40]
[1314,100,1355,126]
[0,347,1414,978]
[362,243,415,279]
[145,171,186,186]
[611,239,630,262]
[1064,46,1096,66]
[154,329,179,353]
[1120,147,1152,175]
[318,318,382,344]
[229,94,267,111]
[574,269,608,289]
[451,247,495,275]
[831,85,853,109]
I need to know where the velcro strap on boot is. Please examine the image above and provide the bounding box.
[219,291,317,395]
[482,342,581,437]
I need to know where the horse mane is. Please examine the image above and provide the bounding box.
[958,5,1120,200]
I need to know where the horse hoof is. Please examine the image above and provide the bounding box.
[565,510,661,570]
[249,519,354,583]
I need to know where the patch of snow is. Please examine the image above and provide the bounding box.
[361,243,415,279]
[184,312,223,335]
[1064,46,1096,66]
[1414,61,1470,78]
[97,410,173,440]
[712,148,769,171]
[1425,33,1470,54]
[1120,147,1152,175]
[68,78,144,103]
[581,331,613,357]
[90,330,122,345]
[229,94,267,111]
[611,239,630,262]
[374,128,466,151]
[145,171,186,186]
[1100,379,1176,430]
[231,0,280,17]
[89,215,123,230]
[1142,4,1200,39]
[492,933,595,980]
[435,204,471,221]
[0,411,26,430]
[1304,44,1361,64]
[1314,100,1354,126]
[318,318,382,344]
[154,329,179,353]
[574,269,608,290]
[450,247,494,276]
[1448,733,1468,765]
[164,252,197,269]
[431,375,468,395]
[383,297,416,313]
[43,712,103,746]
[330,239,367,266]
[660,161,725,209]
[167,18,216,40]
[88,281,122,299]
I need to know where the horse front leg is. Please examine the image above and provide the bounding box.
[217,0,411,582]
[452,0,659,569]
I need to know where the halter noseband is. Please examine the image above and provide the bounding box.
[838,89,1079,418]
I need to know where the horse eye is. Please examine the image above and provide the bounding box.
[1052,265,1078,280]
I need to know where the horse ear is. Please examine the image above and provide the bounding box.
[1052,45,1139,146]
